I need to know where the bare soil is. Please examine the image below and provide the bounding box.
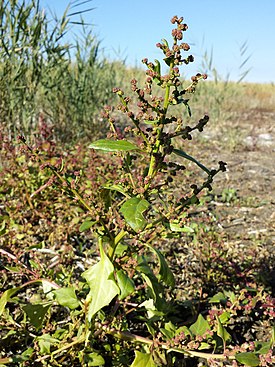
[186,107,275,293]
[210,108,275,245]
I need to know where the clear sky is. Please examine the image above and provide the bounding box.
[40,0,275,83]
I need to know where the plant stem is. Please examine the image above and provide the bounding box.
[107,329,235,361]
[108,229,127,260]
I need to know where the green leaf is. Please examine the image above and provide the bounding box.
[160,321,176,339]
[79,220,95,232]
[3,265,22,273]
[164,56,173,67]
[219,311,231,324]
[254,341,271,355]
[169,221,194,233]
[22,303,51,330]
[82,243,119,320]
[141,273,167,313]
[209,292,227,303]
[53,287,80,309]
[116,269,135,300]
[271,324,275,347]
[0,220,6,236]
[173,148,211,175]
[154,248,175,287]
[0,287,21,316]
[89,139,139,152]
[143,119,159,125]
[120,197,150,232]
[37,334,59,354]
[114,242,128,256]
[131,351,157,367]
[224,290,237,303]
[21,348,34,361]
[216,316,231,343]
[84,352,105,366]
[103,184,130,198]
[139,299,155,314]
[198,342,211,350]
[190,314,211,337]
[235,352,260,366]
[141,274,161,304]
[144,243,175,287]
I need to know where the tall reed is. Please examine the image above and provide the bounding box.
[0,1,115,142]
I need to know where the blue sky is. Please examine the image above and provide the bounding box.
[41,0,275,83]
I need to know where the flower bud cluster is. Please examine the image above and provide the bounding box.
[153,16,193,67]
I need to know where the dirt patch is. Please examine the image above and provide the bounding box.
[211,109,275,243]
[164,106,275,302]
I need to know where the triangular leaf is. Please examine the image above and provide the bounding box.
[82,243,119,320]
[190,314,211,337]
[131,351,157,367]
[22,303,51,330]
[89,139,138,152]
[120,197,150,232]
[235,352,260,366]
[53,287,80,309]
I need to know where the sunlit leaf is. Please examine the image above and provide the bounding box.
[89,139,139,152]
[254,341,271,355]
[219,311,231,324]
[169,221,194,233]
[53,287,80,309]
[116,269,135,300]
[190,314,211,337]
[143,119,159,125]
[0,287,21,316]
[79,219,95,232]
[198,342,211,350]
[160,321,176,339]
[37,334,59,354]
[209,292,227,303]
[82,243,119,320]
[131,351,157,367]
[120,197,150,232]
[84,352,105,366]
[235,352,260,366]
